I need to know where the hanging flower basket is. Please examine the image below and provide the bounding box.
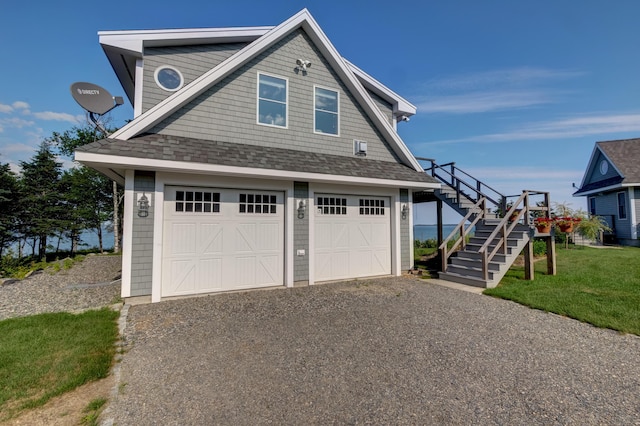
[509,209,521,222]
[534,217,553,233]
[556,217,581,233]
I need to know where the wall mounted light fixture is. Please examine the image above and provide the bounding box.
[295,59,311,73]
[401,203,409,220]
[137,193,150,218]
[297,199,307,219]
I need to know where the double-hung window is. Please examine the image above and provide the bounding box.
[314,86,339,135]
[257,73,287,128]
[617,191,627,219]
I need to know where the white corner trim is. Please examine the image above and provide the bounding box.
[134,59,144,118]
[121,170,135,298]
[308,188,316,286]
[151,177,165,303]
[285,186,294,288]
[391,194,401,276]
[408,191,414,270]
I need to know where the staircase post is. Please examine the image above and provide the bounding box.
[524,240,534,280]
[546,234,557,276]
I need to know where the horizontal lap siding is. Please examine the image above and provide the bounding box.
[150,29,400,163]
[294,181,309,283]
[400,189,410,270]
[584,151,620,186]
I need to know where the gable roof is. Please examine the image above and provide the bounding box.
[574,137,640,196]
[102,9,422,171]
[75,134,439,189]
[100,21,416,120]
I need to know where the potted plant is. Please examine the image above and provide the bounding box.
[534,217,554,233]
[555,216,581,233]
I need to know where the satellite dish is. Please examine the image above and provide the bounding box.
[70,82,122,115]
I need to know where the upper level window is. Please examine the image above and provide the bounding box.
[155,66,184,92]
[257,73,287,127]
[314,86,339,135]
[617,192,627,219]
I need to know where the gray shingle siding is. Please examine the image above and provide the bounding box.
[294,181,309,283]
[368,90,394,126]
[149,29,400,163]
[131,171,155,296]
[400,188,410,270]
[142,43,247,113]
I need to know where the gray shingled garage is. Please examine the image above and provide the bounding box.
[161,186,285,296]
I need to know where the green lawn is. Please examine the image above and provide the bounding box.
[0,308,119,420]
[484,246,640,335]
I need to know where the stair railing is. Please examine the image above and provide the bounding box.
[477,191,534,281]
[439,197,487,273]
[417,158,506,214]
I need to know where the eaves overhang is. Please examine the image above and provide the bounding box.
[75,151,440,190]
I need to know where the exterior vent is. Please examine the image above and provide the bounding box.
[354,139,367,156]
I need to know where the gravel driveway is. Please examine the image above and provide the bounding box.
[105,277,640,425]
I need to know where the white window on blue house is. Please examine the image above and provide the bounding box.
[617,192,627,219]
[257,73,287,128]
[314,86,339,135]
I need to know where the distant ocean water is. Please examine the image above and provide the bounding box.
[414,224,464,241]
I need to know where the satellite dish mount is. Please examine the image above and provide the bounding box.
[70,82,124,135]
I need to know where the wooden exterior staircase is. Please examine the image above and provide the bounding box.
[417,159,556,288]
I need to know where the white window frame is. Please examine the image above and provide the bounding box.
[313,85,340,136]
[154,65,184,92]
[257,72,288,129]
[617,191,627,220]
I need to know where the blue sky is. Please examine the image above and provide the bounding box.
[1,0,639,224]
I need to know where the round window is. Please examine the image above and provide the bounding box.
[154,66,184,92]
[600,160,609,175]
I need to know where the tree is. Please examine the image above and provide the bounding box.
[0,163,21,257]
[19,142,64,260]
[49,125,122,253]
[60,166,113,253]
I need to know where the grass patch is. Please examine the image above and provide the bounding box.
[81,397,108,426]
[414,247,437,258]
[485,246,640,335]
[0,308,119,420]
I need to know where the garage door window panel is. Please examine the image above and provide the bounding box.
[239,193,277,214]
[359,198,385,215]
[175,190,220,213]
[317,197,347,215]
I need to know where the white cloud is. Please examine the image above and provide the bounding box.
[0,104,12,113]
[417,90,553,114]
[417,67,584,115]
[424,67,584,92]
[32,111,83,123]
[2,117,35,128]
[12,101,30,110]
[2,142,38,154]
[422,113,640,145]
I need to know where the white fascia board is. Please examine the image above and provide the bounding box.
[75,151,440,190]
[98,26,273,52]
[572,183,624,197]
[345,59,416,117]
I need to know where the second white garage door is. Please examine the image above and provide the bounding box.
[162,186,284,297]
[314,194,391,282]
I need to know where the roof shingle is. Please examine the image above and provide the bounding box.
[76,134,438,184]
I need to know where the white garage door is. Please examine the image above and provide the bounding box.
[314,194,391,282]
[162,186,284,297]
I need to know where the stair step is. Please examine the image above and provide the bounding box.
[450,257,502,271]
[438,271,497,288]
[455,251,507,263]
[446,264,496,280]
